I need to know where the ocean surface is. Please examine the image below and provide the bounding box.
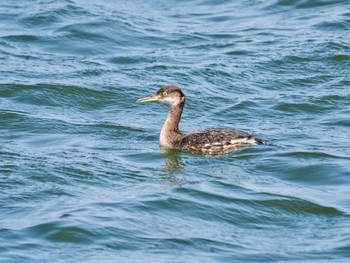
[1,0,350,262]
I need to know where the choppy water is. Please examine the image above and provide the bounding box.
[1,0,350,262]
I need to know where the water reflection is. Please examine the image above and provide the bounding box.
[161,148,186,173]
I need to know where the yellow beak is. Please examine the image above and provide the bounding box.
[136,95,161,103]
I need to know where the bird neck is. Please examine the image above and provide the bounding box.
[160,102,184,147]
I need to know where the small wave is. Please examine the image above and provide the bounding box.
[0,83,114,109]
[273,0,348,9]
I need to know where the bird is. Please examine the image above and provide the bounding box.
[136,85,266,154]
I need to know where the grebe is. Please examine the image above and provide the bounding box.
[137,86,266,154]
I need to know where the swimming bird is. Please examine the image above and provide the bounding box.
[137,86,266,154]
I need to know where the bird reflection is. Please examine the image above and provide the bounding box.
[161,148,186,173]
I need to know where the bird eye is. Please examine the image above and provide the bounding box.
[163,92,167,96]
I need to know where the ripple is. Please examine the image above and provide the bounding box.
[1,0,350,262]
[274,101,330,114]
[328,54,350,61]
[3,34,41,43]
[274,0,348,8]
[314,20,350,31]
[0,83,115,109]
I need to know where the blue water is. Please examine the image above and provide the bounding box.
[1,0,350,262]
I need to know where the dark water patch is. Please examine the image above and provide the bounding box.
[19,12,62,29]
[316,42,350,64]
[3,34,40,42]
[109,55,153,65]
[195,66,232,79]
[274,0,349,9]
[47,225,95,244]
[132,186,343,230]
[328,54,350,62]
[278,150,350,161]
[312,94,350,105]
[0,221,96,246]
[273,101,331,115]
[333,243,350,258]
[256,156,349,187]
[96,123,145,134]
[256,40,350,83]
[178,182,343,216]
[131,194,237,223]
[315,20,350,31]
[285,164,347,186]
[225,49,255,56]
[53,3,93,19]
[55,21,114,41]
[79,68,103,77]
[267,52,349,68]
[1,112,71,135]
[266,198,341,216]
[0,83,115,110]
[281,55,313,63]
[322,117,350,128]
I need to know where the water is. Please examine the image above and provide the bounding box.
[1,0,350,262]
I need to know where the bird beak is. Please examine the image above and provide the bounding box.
[136,95,161,103]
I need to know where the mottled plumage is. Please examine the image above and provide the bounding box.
[137,86,266,154]
[173,128,264,153]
